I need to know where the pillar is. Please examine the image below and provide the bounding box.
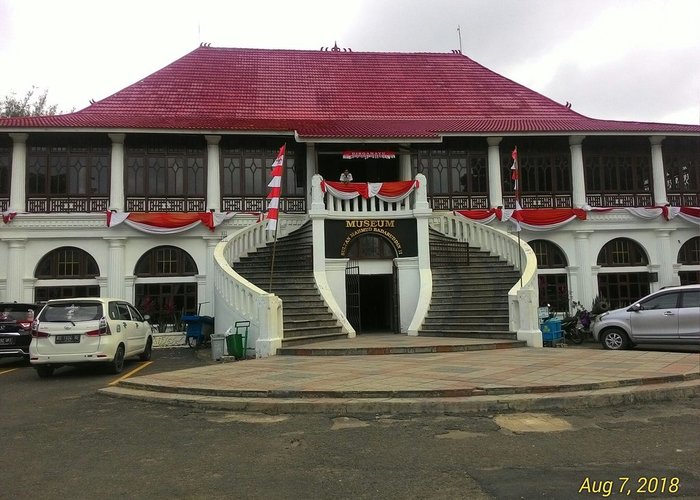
[105,237,126,298]
[569,135,587,208]
[9,133,28,211]
[649,136,668,206]
[487,137,503,208]
[574,231,594,310]
[5,239,27,300]
[399,149,412,180]
[655,229,675,288]
[108,133,125,211]
[306,142,317,210]
[203,235,220,318]
[205,135,221,211]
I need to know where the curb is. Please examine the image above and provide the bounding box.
[99,379,700,415]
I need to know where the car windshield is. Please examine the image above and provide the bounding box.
[0,305,38,322]
[40,302,103,322]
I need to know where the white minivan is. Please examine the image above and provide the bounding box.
[30,298,153,378]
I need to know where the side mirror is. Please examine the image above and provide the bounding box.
[629,303,642,312]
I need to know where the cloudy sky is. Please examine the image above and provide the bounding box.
[1,0,698,124]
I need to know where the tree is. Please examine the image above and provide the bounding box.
[1,86,62,117]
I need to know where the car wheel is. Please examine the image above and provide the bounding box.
[36,365,55,378]
[109,344,126,374]
[601,328,629,350]
[139,338,153,361]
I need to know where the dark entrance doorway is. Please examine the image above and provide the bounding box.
[359,274,393,332]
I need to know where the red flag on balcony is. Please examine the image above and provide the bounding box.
[266,144,286,231]
[510,146,519,194]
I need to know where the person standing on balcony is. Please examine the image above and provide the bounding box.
[340,169,353,183]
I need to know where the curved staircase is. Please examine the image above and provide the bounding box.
[420,229,521,340]
[232,222,347,347]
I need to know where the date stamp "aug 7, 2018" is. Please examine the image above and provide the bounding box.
[578,477,681,497]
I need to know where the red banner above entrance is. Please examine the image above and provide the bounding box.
[342,151,396,160]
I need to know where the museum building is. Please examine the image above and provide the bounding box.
[1,45,698,355]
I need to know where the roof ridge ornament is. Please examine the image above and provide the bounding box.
[320,41,352,52]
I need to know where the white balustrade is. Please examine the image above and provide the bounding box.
[213,216,307,358]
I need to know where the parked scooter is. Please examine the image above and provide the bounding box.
[561,302,594,344]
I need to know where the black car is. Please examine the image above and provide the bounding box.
[0,302,41,361]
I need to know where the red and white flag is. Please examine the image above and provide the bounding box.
[510,146,518,193]
[266,144,286,231]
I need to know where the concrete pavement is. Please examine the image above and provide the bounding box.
[99,335,700,414]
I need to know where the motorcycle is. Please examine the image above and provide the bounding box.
[561,304,594,344]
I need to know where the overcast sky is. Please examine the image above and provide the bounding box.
[1,0,698,124]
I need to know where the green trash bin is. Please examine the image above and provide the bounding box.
[226,333,243,358]
[226,320,250,359]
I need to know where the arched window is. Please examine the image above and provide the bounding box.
[134,246,197,276]
[346,234,397,260]
[678,236,700,285]
[134,246,198,331]
[596,238,650,309]
[34,246,100,301]
[530,240,569,313]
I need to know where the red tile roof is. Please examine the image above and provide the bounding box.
[2,46,699,138]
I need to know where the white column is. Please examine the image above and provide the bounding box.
[205,135,221,211]
[5,239,27,300]
[399,149,412,180]
[649,136,668,206]
[9,133,28,211]
[108,133,125,211]
[306,142,317,210]
[569,135,587,208]
[655,229,676,288]
[203,235,220,318]
[574,230,594,310]
[105,237,126,298]
[487,137,503,208]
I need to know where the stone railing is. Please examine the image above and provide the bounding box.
[429,213,542,347]
[213,215,308,357]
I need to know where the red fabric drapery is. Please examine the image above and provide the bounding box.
[513,208,587,225]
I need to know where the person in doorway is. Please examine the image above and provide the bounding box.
[340,168,353,183]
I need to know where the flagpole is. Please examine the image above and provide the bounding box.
[269,217,279,292]
[266,144,286,292]
[513,145,523,287]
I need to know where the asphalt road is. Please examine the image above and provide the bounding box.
[1,346,699,500]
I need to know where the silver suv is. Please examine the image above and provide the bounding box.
[592,284,700,350]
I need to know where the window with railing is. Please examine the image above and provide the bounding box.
[501,138,572,209]
[411,139,488,210]
[221,138,304,213]
[584,137,653,207]
[0,141,10,212]
[26,136,110,213]
[125,135,206,212]
[664,137,699,206]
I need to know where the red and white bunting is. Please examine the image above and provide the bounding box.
[266,145,286,231]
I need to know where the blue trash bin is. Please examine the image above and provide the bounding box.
[182,315,215,348]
